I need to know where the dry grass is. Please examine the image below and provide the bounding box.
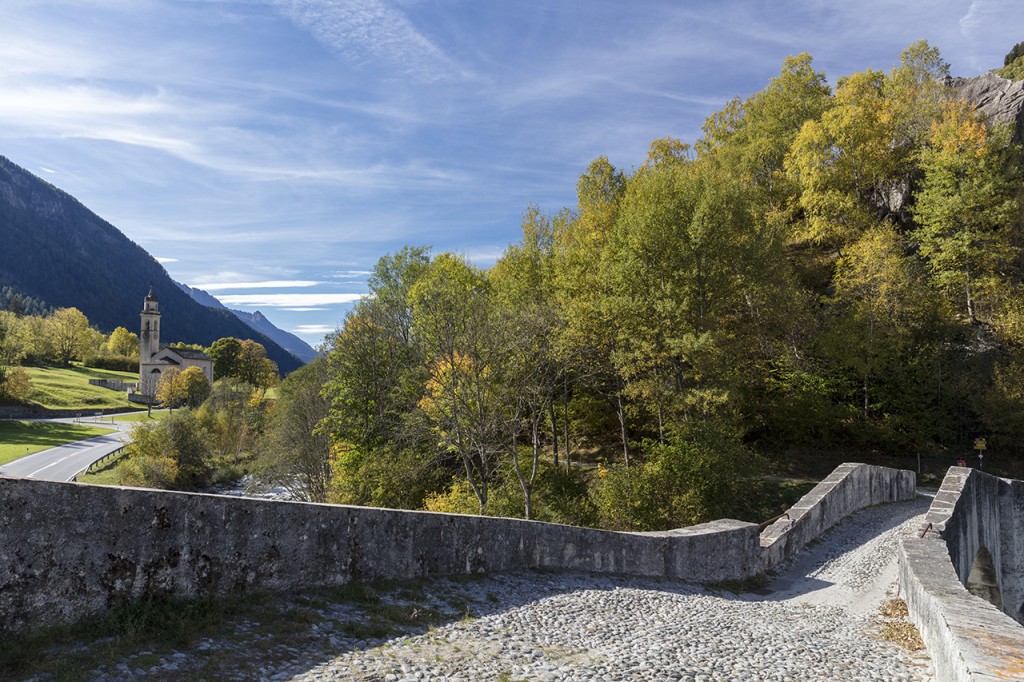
[876,598,925,651]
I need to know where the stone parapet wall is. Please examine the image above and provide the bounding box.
[899,467,1024,681]
[0,462,914,635]
[759,462,916,569]
[899,532,1024,681]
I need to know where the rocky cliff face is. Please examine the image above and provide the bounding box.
[951,72,1024,143]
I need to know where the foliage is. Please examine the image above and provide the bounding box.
[83,354,138,372]
[1004,41,1024,67]
[290,41,1024,531]
[108,326,139,357]
[207,337,279,388]
[591,419,758,530]
[156,366,212,409]
[0,311,31,399]
[119,411,212,489]
[255,360,332,502]
[999,55,1024,81]
[48,307,92,365]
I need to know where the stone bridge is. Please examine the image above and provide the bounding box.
[899,466,1024,681]
[2,463,1023,680]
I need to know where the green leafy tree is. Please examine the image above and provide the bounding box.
[107,326,139,357]
[47,307,91,364]
[237,340,279,389]
[323,246,430,451]
[411,253,505,513]
[912,101,1021,322]
[0,311,31,400]
[120,411,212,489]
[256,359,332,502]
[208,337,242,380]
[552,156,632,464]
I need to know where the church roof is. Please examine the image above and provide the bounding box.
[158,346,212,361]
[145,286,158,302]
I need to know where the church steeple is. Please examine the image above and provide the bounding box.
[140,286,161,360]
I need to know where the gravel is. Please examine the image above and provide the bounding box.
[76,495,934,682]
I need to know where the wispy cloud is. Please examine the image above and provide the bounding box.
[197,280,322,291]
[292,324,338,335]
[155,257,179,263]
[274,0,468,82]
[216,293,366,307]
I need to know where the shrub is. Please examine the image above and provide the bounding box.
[83,355,139,373]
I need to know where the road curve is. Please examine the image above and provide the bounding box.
[0,430,127,481]
[0,414,141,482]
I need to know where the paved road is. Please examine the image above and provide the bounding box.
[0,416,136,482]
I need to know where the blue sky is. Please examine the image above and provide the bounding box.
[0,0,1019,347]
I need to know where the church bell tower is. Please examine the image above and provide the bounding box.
[140,286,160,361]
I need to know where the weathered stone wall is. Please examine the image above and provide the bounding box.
[0,462,914,635]
[899,467,1024,681]
[759,462,917,569]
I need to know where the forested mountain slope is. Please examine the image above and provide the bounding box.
[0,155,303,374]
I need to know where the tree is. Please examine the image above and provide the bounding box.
[411,253,505,513]
[825,225,944,422]
[119,411,211,489]
[256,359,332,502]
[208,337,242,380]
[912,101,1021,322]
[107,326,139,357]
[196,377,260,461]
[237,340,279,389]
[1005,41,1024,66]
[699,52,831,228]
[48,307,90,364]
[323,246,430,451]
[552,156,632,464]
[180,366,212,408]
[155,367,184,408]
[0,311,30,400]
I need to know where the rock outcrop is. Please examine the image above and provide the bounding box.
[950,72,1024,143]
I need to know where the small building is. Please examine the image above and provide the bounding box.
[138,287,213,397]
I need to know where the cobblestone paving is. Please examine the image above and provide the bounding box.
[76,496,933,682]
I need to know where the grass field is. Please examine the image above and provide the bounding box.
[0,420,115,466]
[111,410,169,423]
[78,454,128,485]
[23,364,142,411]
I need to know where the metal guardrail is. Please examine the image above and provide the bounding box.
[71,445,126,482]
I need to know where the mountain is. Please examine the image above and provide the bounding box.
[0,155,304,374]
[176,282,319,363]
[952,71,1024,143]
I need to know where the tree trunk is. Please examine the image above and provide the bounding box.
[616,392,630,468]
[549,398,559,468]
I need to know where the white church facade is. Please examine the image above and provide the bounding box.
[138,287,213,398]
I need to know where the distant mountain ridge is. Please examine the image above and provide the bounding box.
[0,154,304,374]
[176,282,318,363]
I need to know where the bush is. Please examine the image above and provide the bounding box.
[328,444,449,510]
[83,355,139,372]
[119,411,212,489]
[591,419,760,531]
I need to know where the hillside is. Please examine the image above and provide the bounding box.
[0,156,303,374]
[177,282,318,362]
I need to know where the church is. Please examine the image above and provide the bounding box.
[138,287,214,398]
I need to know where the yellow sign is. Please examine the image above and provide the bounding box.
[974,438,987,451]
